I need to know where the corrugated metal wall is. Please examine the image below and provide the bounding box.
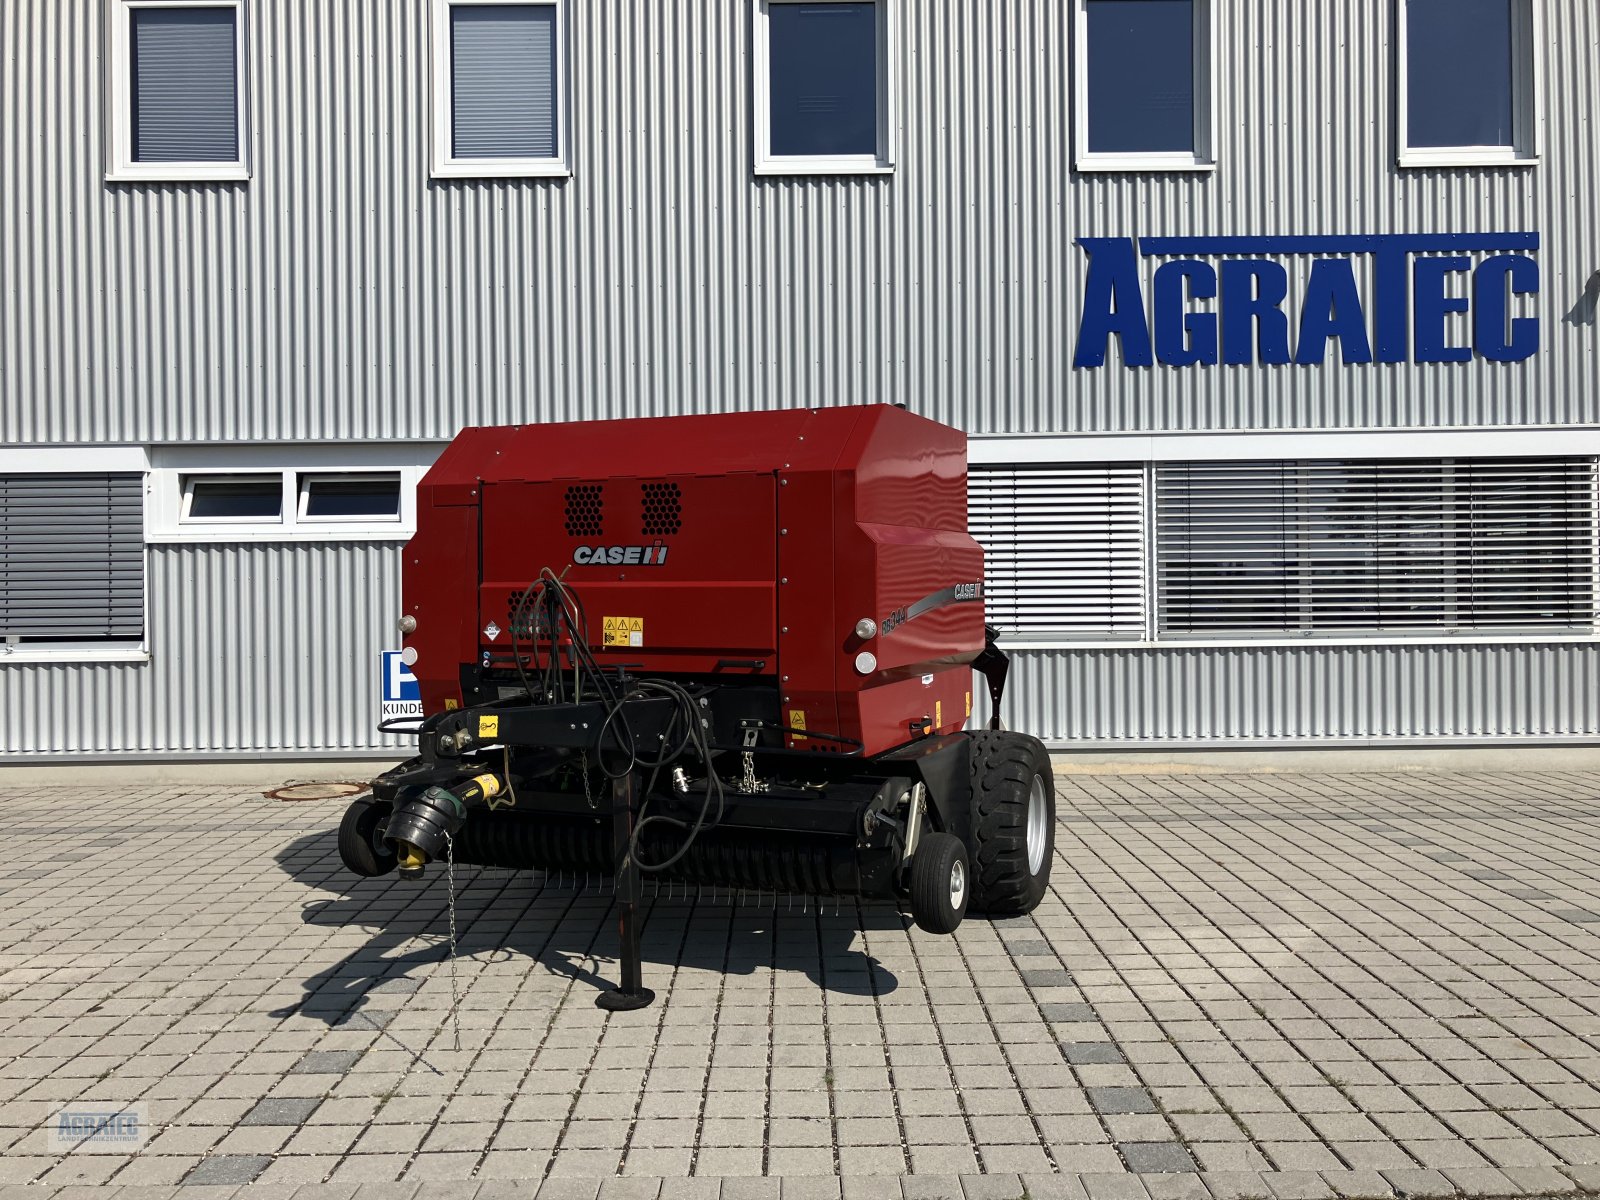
[0,544,411,757]
[6,536,1594,755]
[3,0,1597,443]
[999,644,1600,746]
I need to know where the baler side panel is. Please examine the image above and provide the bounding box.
[402,494,482,716]
[776,411,850,753]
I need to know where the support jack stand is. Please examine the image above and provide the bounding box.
[597,770,656,1011]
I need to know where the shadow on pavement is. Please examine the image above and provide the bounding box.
[270,826,901,1029]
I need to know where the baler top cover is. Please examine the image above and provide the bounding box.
[403,404,985,758]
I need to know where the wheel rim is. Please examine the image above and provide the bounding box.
[1026,775,1048,875]
[949,858,966,910]
[371,814,392,858]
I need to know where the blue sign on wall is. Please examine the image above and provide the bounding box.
[380,650,421,721]
[1073,233,1539,369]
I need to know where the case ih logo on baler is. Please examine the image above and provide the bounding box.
[572,542,670,566]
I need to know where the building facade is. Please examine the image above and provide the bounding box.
[2,0,1597,759]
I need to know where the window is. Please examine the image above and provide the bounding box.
[432,0,567,178]
[298,474,402,522]
[1,475,144,647]
[753,0,895,175]
[1075,0,1214,172]
[107,0,246,182]
[182,474,282,522]
[1156,458,1595,636]
[150,460,420,542]
[970,464,1147,640]
[1399,0,1538,166]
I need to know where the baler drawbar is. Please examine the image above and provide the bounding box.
[341,404,1055,1009]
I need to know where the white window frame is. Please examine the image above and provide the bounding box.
[1396,0,1540,168]
[752,0,897,177]
[105,0,249,183]
[178,471,287,526]
[148,445,437,543]
[430,0,570,180]
[1073,0,1215,173]
[296,472,405,525]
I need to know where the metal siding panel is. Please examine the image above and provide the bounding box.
[0,542,408,756]
[2,0,1596,442]
[993,643,1600,746]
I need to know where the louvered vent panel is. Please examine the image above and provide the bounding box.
[969,463,1147,639]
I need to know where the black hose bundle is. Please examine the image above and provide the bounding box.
[509,567,727,873]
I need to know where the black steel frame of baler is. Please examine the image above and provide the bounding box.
[372,682,986,1010]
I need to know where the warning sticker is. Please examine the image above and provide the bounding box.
[602,616,645,648]
[478,714,500,739]
[935,700,943,730]
[790,709,807,742]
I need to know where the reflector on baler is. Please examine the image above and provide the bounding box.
[345,404,1055,1008]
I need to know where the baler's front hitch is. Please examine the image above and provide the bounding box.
[385,773,503,877]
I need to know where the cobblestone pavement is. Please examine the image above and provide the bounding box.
[2,768,1600,1200]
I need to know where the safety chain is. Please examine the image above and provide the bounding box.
[739,750,769,794]
[443,830,461,1051]
[581,752,596,809]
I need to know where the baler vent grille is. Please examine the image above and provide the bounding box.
[564,484,603,536]
[641,482,681,535]
[506,589,543,639]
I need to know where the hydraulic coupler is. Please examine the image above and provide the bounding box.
[385,774,502,877]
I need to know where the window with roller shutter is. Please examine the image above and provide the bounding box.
[431,0,568,178]
[106,0,246,182]
[1155,457,1597,637]
[0,475,145,645]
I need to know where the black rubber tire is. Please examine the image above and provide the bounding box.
[909,831,969,935]
[338,798,397,878]
[966,730,1054,915]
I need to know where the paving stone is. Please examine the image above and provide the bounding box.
[1550,910,1600,923]
[957,1173,1025,1200]
[182,1156,270,1186]
[537,1179,603,1200]
[1090,1087,1158,1115]
[1138,1176,1209,1200]
[1261,1172,1337,1200]
[1498,1165,1577,1194]
[782,1179,842,1200]
[841,1179,902,1200]
[291,1051,363,1074]
[722,1181,782,1200]
[1435,1168,1517,1197]
[1374,1170,1453,1198]
[1065,1042,1127,1066]
[240,1096,322,1126]
[901,1177,963,1200]
[1022,970,1074,988]
[1041,1003,1100,1023]
[1317,1171,1395,1199]
[599,1180,663,1200]
[663,1182,724,1200]
[1018,1175,1090,1200]
[1118,1142,1198,1173]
